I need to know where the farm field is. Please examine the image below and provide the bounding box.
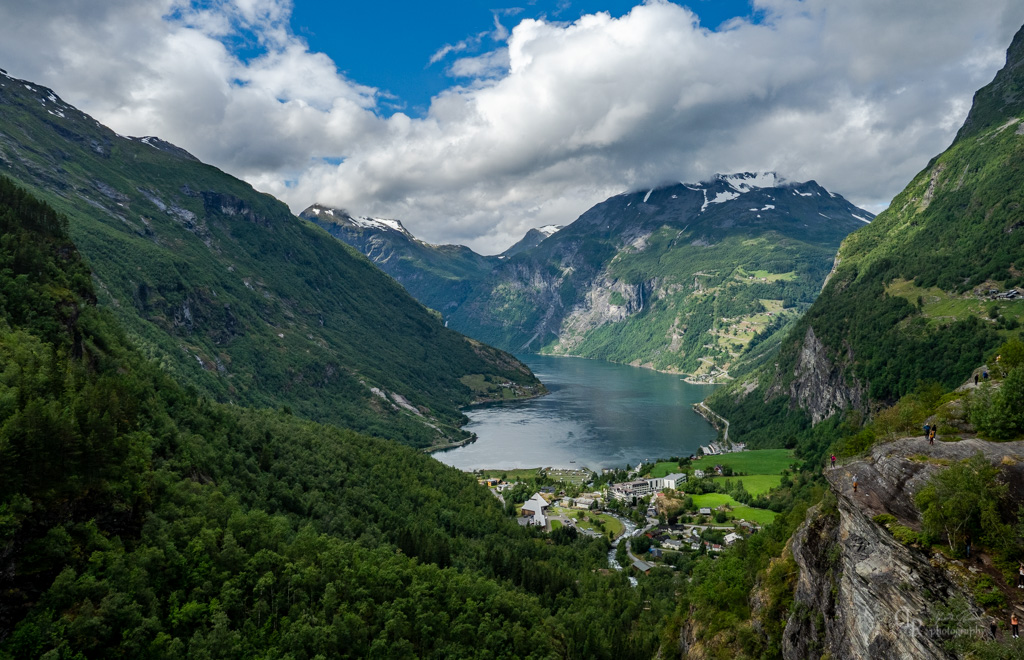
[730,506,777,525]
[709,474,780,495]
[691,449,797,475]
[689,494,777,526]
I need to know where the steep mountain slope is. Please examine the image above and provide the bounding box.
[0,176,669,657]
[0,70,543,449]
[301,204,493,318]
[500,224,563,258]
[708,25,1024,446]
[313,174,870,380]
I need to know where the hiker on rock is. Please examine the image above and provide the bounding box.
[852,476,858,494]
[830,454,836,469]
[928,427,936,445]
[923,423,931,437]
[1012,613,1019,639]
[1018,562,1024,588]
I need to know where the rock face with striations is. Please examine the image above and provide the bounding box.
[784,437,1024,659]
[786,326,867,424]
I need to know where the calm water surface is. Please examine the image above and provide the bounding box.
[435,355,718,471]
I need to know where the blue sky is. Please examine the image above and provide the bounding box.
[289,1,757,116]
[0,0,1021,252]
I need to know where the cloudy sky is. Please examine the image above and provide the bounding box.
[0,1,1022,253]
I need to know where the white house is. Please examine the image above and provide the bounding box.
[693,469,706,479]
[724,532,743,546]
[520,493,549,526]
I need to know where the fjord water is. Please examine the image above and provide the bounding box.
[436,355,719,471]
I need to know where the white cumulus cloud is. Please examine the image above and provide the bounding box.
[0,0,1022,253]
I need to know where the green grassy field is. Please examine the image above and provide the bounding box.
[887,279,1024,327]
[710,474,780,495]
[730,506,777,525]
[649,461,686,478]
[572,511,624,539]
[550,520,562,530]
[691,449,797,475]
[690,493,737,509]
[689,494,777,525]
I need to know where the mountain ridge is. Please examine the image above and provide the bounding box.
[309,172,873,380]
[0,68,545,449]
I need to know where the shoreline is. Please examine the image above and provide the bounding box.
[423,434,477,454]
[533,351,730,384]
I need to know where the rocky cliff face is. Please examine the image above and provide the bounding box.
[787,326,866,424]
[785,438,1024,659]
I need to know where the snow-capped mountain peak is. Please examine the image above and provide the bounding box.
[303,204,412,238]
[536,225,562,237]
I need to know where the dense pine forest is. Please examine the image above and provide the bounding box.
[0,176,676,658]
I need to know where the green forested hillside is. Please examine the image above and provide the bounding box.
[707,24,1024,448]
[0,176,668,658]
[0,73,543,449]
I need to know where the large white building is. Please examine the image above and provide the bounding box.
[520,493,549,526]
[609,479,653,501]
[610,473,688,501]
[661,473,687,490]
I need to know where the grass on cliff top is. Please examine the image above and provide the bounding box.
[886,279,1024,327]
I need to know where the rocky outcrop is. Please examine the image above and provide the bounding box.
[785,438,1024,660]
[788,326,866,424]
[551,274,650,352]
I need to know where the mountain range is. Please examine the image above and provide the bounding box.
[306,172,872,380]
[0,70,544,450]
[3,17,1024,660]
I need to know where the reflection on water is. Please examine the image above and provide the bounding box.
[435,355,718,471]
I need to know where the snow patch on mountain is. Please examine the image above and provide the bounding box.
[537,225,562,236]
[350,216,409,234]
[708,190,739,205]
[718,172,784,192]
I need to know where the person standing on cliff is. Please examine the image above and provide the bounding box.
[1018,562,1024,588]
[852,476,858,494]
[830,454,836,469]
[929,427,936,445]
[923,422,931,438]
[1011,612,1018,639]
